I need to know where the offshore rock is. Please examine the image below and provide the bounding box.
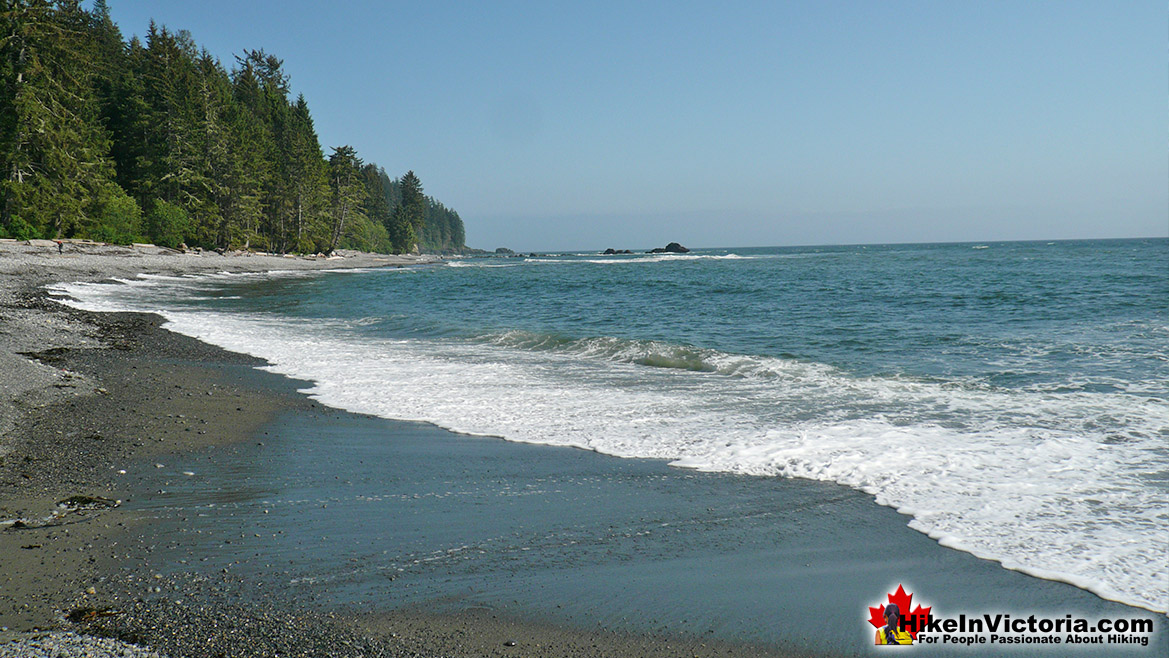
[647,242,690,254]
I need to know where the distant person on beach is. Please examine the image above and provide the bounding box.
[875,603,913,645]
[56,240,63,254]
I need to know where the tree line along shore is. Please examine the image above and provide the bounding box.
[1,0,466,255]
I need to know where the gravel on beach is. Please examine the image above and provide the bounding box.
[0,241,825,658]
[0,242,437,657]
[0,631,166,658]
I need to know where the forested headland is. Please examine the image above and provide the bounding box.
[1,0,466,254]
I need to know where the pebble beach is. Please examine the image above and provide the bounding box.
[0,240,825,658]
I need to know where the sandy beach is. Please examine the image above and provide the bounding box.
[0,241,416,656]
[0,240,834,657]
[4,2,1161,654]
[2,239,1163,658]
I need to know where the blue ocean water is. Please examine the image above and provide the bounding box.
[54,238,1169,614]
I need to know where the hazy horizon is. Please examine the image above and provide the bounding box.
[474,208,1169,254]
[497,234,1167,255]
[101,1,1167,252]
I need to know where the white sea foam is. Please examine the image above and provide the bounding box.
[446,253,754,268]
[534,253,750,264]
[444,260,522,268]
[49,274,1169,614]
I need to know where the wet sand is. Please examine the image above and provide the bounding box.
[0,242,429,655]
[106,408,1167,658]
[0,242,824,656]
[1,240,1162,657]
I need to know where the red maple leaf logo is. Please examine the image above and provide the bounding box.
[868,584,932,640]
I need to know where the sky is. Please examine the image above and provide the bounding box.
[100,1,1167,251]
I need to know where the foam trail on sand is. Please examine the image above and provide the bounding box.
[49,271,1169,615]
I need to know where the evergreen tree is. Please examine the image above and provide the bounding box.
[327,145,364,253]
[0,0,113,238]
[0,4,466,251]
[103,34,151,207]
[286,94,328,252]
[190,51,246,248]
[360,163,392,248]
[88,0,127,135]
[228,54,276,249]
[391,170,425,252]
[138,23,203,209]
[239,49,295,251]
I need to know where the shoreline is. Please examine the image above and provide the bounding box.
[0,242,827,657]
[2,241,1162,657]
[0,243,422,655]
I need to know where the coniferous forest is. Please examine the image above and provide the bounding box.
[0,0,466,253]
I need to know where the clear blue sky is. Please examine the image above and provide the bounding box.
[101,1,1166,251]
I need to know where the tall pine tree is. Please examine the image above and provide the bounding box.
[326,145,363,253]
[0,4,465,251]
[0,0,113,239]
[286,94,328,252]
[391,170,425,253]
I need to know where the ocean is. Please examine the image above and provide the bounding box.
[53,238,1168,624]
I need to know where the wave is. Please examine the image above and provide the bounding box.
[444,260,523,268]
[523,253,750,265]
[441,254,750,268]
[48,273,1169,615]
[481,330,838,380]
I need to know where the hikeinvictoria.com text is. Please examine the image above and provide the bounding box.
[902,613,1154,647]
